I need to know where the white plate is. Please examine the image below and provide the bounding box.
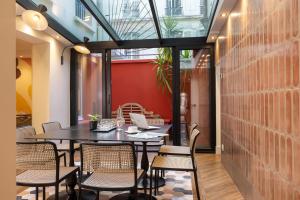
[125,130,141,134]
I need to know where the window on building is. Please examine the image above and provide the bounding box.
[75,0,92,25]
[165,0,182,16]
[122,0,140,18]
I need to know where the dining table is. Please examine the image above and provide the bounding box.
[23,123,172,200]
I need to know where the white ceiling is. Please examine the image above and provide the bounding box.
[207,0,238,43]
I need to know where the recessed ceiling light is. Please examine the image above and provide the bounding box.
[221,13,227,17]
[218,36,226,40]
[211,36,216,40]
[201,54,205,58]
[56,35,60,39]
[19,55,23,58]
[230,12,241,17]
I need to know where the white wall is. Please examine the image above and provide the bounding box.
[16,17,70,132]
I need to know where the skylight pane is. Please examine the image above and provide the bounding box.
[154,0,218,38]
[96,0,158,40]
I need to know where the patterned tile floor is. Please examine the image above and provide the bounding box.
[16,171,193,200]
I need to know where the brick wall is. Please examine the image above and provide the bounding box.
[216,0,300,199]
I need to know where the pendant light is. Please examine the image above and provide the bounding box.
[22,4,48,31]
[61,37,91,65]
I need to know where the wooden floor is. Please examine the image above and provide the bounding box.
[194,154,244,200]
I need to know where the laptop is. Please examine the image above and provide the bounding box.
[129,113,160,130]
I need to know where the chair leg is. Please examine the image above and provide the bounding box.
[63,153,67,166]
[143,173,147,197]
[193,170,201,200]
[155,170,159,195]
[35,187,39,200]
[78,186,82,200]
[149,168,153,200]
[42,187,46,200]
[55,184,59,200]
[96,190,99,200]
[154,170,156,196]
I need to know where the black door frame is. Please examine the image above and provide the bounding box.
[70,44,216,152]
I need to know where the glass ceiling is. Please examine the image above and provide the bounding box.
[21,0,218,42]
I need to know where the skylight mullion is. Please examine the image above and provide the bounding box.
[148,0,162,41]
[80,0,121,42]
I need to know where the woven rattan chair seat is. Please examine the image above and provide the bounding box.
[159,145,190,155]
[81,169,144,189]
[152,156,193,170]
[16,167,78,185]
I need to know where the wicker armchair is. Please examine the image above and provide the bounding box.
[150,128,201,199]
[16,141,79,200]
[42,121,80,152]
[78,143,146,199]
[158,123,198,156]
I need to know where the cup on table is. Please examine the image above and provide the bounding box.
[127,126,138,133]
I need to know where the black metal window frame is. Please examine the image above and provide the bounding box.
[70,43,216,152]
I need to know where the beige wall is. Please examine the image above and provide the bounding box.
[16,17,70,133]
[0,0,16,198]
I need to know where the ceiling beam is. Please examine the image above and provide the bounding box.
[17,0,81,44]
[148,0,162,42]
[86,37,210,51]
[80,0,121,42]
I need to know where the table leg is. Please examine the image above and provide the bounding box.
[66,140,77,199]
[141,142,149,180]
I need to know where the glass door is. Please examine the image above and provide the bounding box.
[179,48,214,150]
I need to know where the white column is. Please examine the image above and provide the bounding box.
[32,43,50,133]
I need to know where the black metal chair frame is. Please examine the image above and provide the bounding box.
[149,129,201,200]
[16,141,79,200]
[78,142,147,199]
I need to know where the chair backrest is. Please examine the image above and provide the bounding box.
[190,123,198,134]
[146,118,165,125]
[16,141,59,179]
[80,143,137,176]
[42,121,62,133]
[16,126,36,142]
[112,103,162,124]
[189,128,201,167]
[189,128,201,153]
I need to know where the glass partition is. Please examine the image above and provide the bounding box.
[76,53,102,122]
[180,49,212,148]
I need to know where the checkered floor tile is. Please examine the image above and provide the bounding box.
[17,171,193,200]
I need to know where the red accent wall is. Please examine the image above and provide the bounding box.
[111,59,172,120]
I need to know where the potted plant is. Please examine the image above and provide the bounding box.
[88,114,101,130]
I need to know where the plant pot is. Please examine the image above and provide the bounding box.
[89,120,98,130]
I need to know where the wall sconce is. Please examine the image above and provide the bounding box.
[22,4,48,31]
[61,37,91,65]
